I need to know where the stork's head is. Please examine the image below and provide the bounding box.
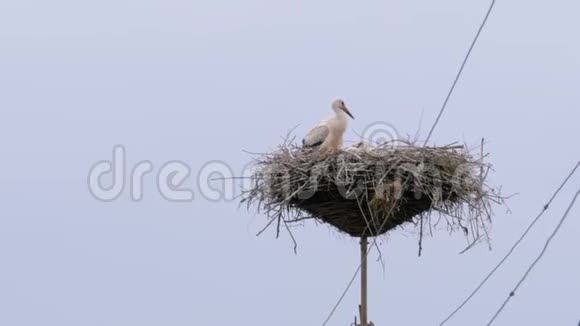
[331,99,355,119]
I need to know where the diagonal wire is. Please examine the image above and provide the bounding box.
[423,0,497,146]
[487,188,580,325]
[322,265,362,326]
[439,160,580,325]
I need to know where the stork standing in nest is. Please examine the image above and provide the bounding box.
[302,99,355,153]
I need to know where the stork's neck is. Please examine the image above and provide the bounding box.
[333,108,349,123]
[330,109,349,134]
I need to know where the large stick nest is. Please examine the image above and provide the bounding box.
[243,140,502,246]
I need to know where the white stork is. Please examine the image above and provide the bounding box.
[302,99,355,153]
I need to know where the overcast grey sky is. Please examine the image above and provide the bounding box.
[1,0,579,325]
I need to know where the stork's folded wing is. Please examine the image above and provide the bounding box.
[302,124,330,147]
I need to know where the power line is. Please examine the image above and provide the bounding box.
[423,0,497,146]
[487,188,580,325]
[322,265,362,326]
[321,2,499,324]
[439,160,580,325]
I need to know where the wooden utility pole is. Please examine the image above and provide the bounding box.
[360,237,369,326]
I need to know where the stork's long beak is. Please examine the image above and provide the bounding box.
[341,106,355,120]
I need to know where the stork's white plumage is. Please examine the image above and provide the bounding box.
[302,99,355,152]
